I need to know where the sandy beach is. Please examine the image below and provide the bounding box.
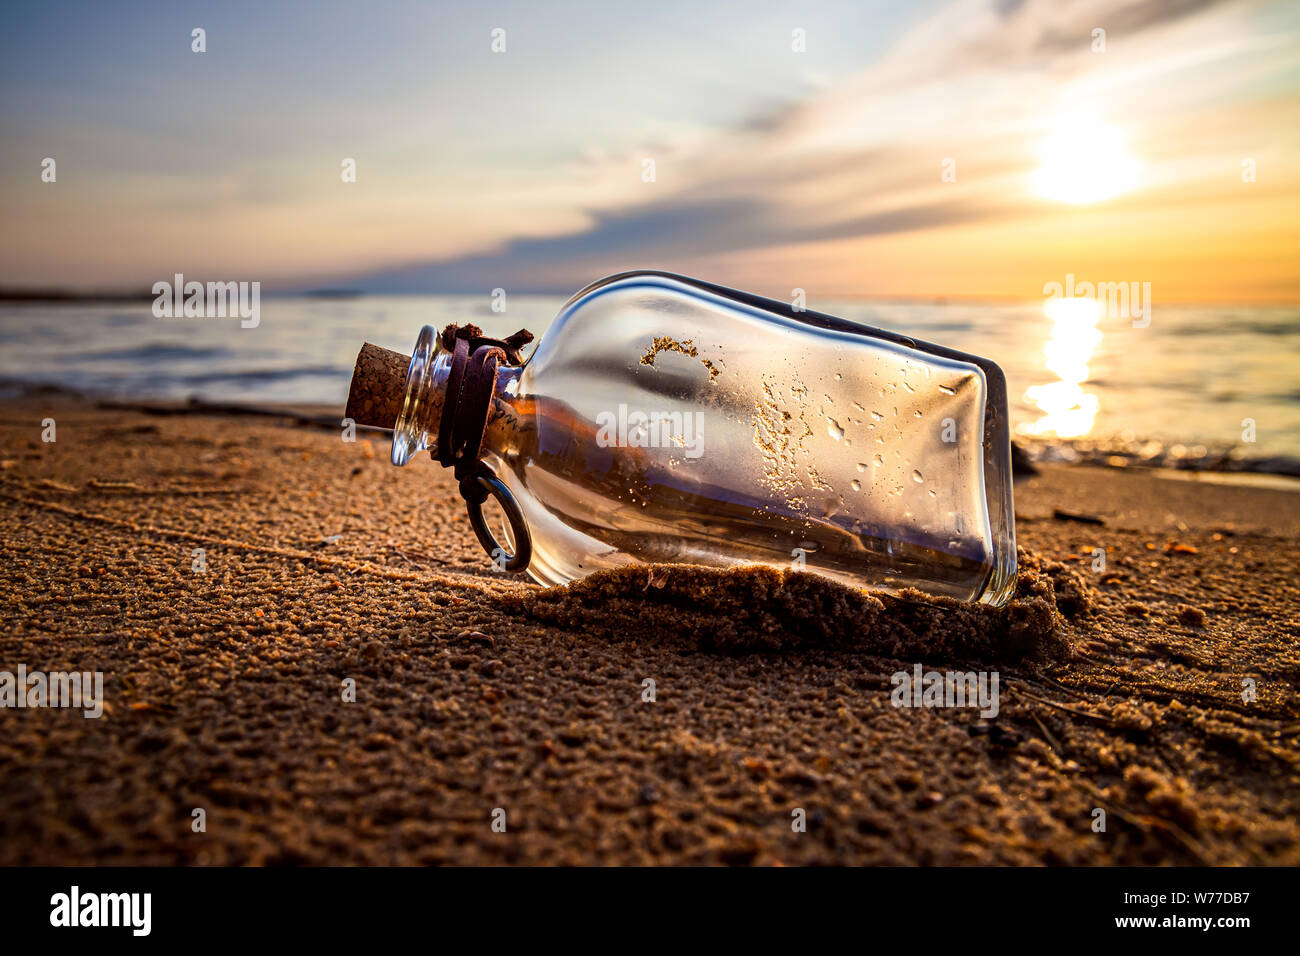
[1,394,1297,866]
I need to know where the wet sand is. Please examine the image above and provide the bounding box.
[1,395,1297,865]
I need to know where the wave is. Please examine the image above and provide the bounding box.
[77,342,236,363]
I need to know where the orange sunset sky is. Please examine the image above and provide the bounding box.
[1,0,1298,303]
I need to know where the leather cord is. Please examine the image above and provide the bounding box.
[434,323,532,484]
[433,324,535,571]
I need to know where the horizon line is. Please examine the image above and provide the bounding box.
[1,286,1296,309]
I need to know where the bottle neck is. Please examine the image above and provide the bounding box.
[391,327,522,467]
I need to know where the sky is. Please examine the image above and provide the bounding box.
[1,0,1298,302]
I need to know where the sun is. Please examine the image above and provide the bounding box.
[1032,113,1139,204]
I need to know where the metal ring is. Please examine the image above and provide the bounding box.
[465,473,532,573]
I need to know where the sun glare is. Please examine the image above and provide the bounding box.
[1032,114,1139,204]
[1020,295,1103,440]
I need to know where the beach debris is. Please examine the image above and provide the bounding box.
[388,546,451,569]
[453,630,494,649]
[86,478,142,492]
[33,478,78,493]
[1010,441,1038,477]
[1052,508,1106,525]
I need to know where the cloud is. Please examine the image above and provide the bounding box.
[343,0,1268,294]
[357,190,1011,292]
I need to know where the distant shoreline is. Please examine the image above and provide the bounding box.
[3,288,1297,308]
[0,289,155,303]
[0,288,363,303]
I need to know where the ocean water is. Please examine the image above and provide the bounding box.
[1,295,1296,469]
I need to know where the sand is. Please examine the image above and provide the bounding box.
[0,394,1297,865]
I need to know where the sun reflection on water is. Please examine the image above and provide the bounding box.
[1020,296,1102,439]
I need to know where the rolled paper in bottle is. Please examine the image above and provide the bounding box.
[346,342,409,429]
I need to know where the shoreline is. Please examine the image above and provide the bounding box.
[6,379,1299,483]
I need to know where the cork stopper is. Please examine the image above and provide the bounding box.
[345,342,410,429]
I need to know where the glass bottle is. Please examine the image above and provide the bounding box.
[383,271,1017,605]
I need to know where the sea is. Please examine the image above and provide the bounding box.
[1,295,1296,474]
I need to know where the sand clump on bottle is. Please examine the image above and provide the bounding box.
[639,336,721,381]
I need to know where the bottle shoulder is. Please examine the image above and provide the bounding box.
[555,271,1005,381]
